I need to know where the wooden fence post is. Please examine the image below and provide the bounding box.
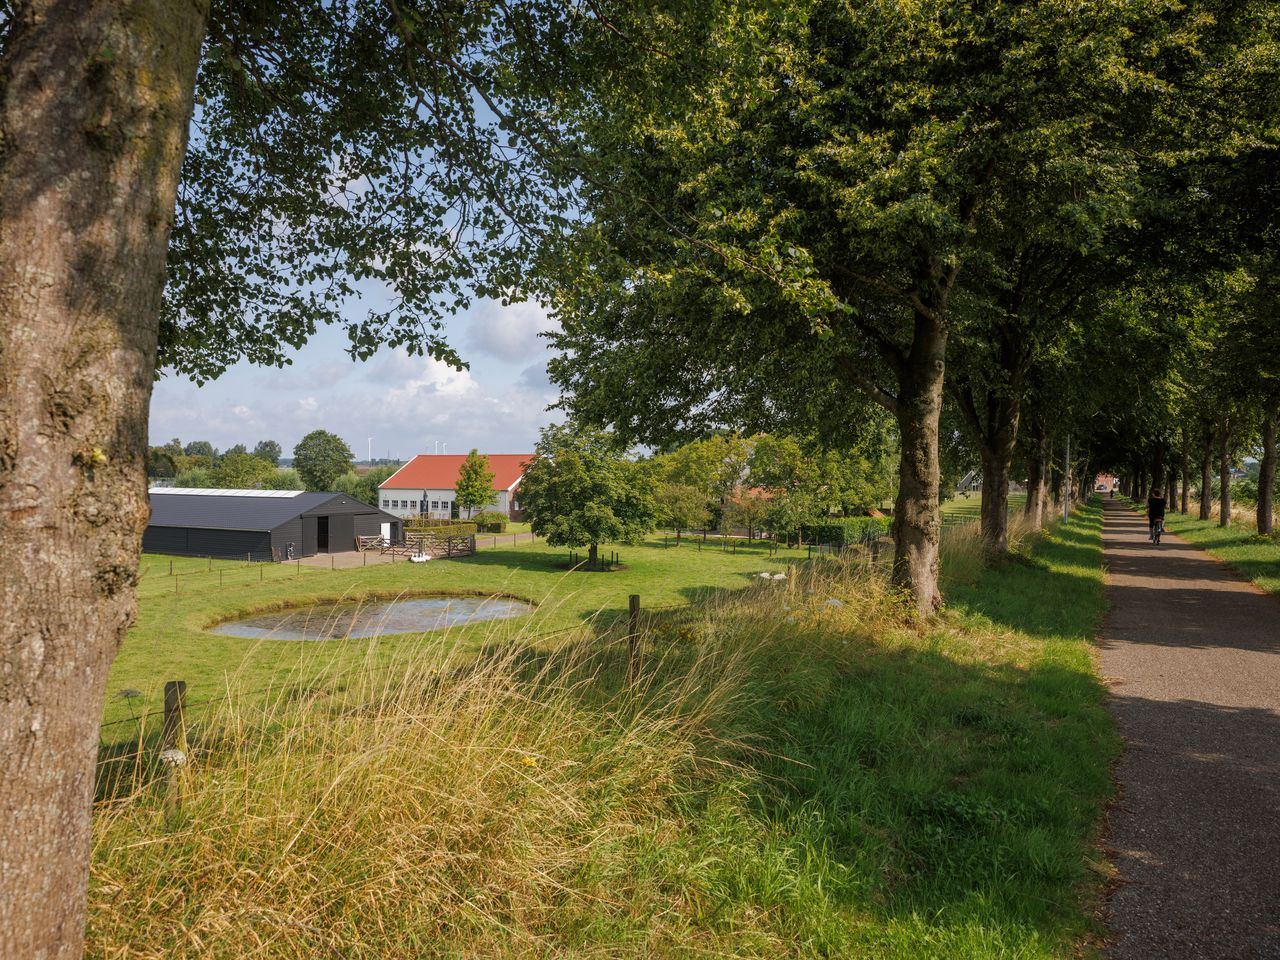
[627,594,641,688]
[786,564,795,593]
[161,680,187,752]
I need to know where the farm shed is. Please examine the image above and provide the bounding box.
[143,488,402,561]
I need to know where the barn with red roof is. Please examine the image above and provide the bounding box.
[378,453,535,520]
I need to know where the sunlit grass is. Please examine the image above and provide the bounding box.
[91,504,1113,958]
[1161,501,1280,595]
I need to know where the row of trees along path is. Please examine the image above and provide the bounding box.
[1098,499,1280,959]
[2,3,1278,957]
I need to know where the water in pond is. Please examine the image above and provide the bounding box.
[209,596,534,641]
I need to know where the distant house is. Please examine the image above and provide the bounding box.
[378,454,534,520]
[143,488,401,561]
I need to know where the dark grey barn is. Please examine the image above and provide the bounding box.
[143,489,402,561]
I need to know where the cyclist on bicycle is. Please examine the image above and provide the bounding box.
[1147,488,1167,543]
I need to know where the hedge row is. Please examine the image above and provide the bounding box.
[405,520,478,536]
[471,511,509,532]
[803,516,891,547]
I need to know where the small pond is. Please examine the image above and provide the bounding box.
[209,596,534,641]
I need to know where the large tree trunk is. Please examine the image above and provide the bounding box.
[891,321,947,616]
[1259,415,1276,536]
[979,445,1013,551]
[1023,427,1048,531]
[1199,428,1215,520]
[0,5,207,957]
[1180,429,1190,514]
[1219,421,1232,528]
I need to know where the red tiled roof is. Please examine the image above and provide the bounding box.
[380,454,534,492]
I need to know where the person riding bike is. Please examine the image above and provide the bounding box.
[1147,489,1167,544]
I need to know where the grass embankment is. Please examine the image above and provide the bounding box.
[109,538,809,730]
[90,505,1113,959]
[1160,504,1280,595]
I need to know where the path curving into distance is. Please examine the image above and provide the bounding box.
[1098,498,1280,959]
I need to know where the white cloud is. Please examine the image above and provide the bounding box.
[465,299,559,363]
[383,355,476,405]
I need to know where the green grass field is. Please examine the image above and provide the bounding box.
[92,503,1115,958]
[109,536,810,732]
[942,491,1028,525]
[1161,507,1280,595]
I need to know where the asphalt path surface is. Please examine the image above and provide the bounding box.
[1099,499,1280,959]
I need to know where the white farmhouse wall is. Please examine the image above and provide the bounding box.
[378,487,509,519]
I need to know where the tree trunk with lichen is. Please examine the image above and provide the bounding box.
[1023,424,1048,531]
[1199,427,1214,520]
[1259,415,1276,536]
[0,3,207,956]
[1219,421,1232,528]
[890,316,947,616]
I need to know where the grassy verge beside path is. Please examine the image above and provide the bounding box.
[91,503,1114,958]
[1160,508,1280,595]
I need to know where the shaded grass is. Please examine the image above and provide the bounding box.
[1160,507,1280,595]
[90,505,1114,958]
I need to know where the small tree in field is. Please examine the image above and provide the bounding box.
[765,490,820,548]
[720,490,770,540]
[656,483,712,543]
[455,450,497,518]
[519,424,657,567]
[293,431,355,492]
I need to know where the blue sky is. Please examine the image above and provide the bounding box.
[149,298,562,461]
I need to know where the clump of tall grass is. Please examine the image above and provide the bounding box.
[940,506,1047,586]
[89,564,898,958]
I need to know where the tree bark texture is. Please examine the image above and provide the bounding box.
[890,319,947,615]
[1259,415,1276,536]
[0,4,207,957]
[1219,421,1232,528]
[1199,428,1215,521]
[1180,430,1190,515]
[1023,427,1048,531]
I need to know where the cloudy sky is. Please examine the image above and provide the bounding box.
[149,298,563,461]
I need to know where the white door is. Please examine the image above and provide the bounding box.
[380,522,391,540]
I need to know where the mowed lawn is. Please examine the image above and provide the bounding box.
[109,536,809,733]
[942,491,1028,525]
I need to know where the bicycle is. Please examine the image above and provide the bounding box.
[1149,518,1164,545]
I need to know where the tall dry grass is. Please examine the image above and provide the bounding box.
[89,563,900,959]
[939,505,1048,586]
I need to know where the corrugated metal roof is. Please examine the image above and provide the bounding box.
[149,487,305,498]
[148,491,370,532]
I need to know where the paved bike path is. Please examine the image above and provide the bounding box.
[1099,499,1280,959]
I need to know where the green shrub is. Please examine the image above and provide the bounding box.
[804,516,891,547]
[472,511,509,532]
[405,519,478,536]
